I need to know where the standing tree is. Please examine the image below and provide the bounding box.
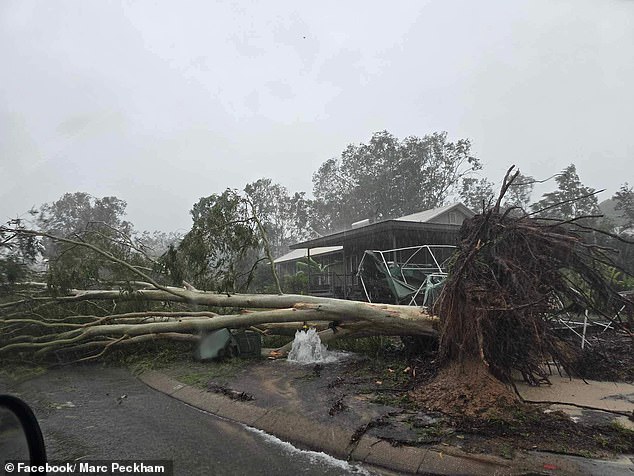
[607,183,634,276]
[34,192,141,290]
[167,186,286,294]
[243,178,310,257]
[311,131,482,233]
[459,177,495,212]
[136,230,183,259]
[36,192,132,244]
[0,219,41,285]
[502,172,534,210]
[460,172,534,214]
[531,164,599,219]
[170,190,260,292]
[613,183,634,232]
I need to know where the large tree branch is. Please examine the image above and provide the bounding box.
[2,227,188,300]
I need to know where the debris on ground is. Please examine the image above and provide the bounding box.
[206,382,254,401]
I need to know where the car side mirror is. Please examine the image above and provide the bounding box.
[0,395,46,465]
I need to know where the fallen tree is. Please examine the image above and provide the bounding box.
[412,167,633,416]
[1,167,632,420]
[0,222,432,362]
[0,280,439,362]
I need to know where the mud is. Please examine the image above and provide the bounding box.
[165,350,634,460]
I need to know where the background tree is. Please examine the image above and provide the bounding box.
[243,178,310,257]
[459,177,494,212]
[170,190,260,292]
[0,219,41,286]
[36,193,132,246]
[531,164,599,219]
[159,177,313,293]
[502,172,534,210]
[34,192,142,290]
[607,183,634,277]
[459,172,534,214]
[311,131,482,232]
[136,230,182,259]
[613,183,634,232]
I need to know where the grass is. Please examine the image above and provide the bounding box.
[100,339,256,388]
[106,341,195,375]
[498,443,515,460]
[262,334,293,349]
[604,421,634,453]
[170,358,253,388]
[610,419,634,433]
[0,363,48,383]
[329,336,400,357]
[177,371,210,387]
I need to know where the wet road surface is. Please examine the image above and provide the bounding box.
[0,366,377,476]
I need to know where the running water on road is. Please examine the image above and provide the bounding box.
[287,328,343,364]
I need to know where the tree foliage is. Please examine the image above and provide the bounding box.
[0,219,41,285]
[36,192,132,247]
[136,230,182,259]
[459,172,534,214]
[459,177,494,212]
[34,192,142,290]
[166,179,309,292]
[170,189,260,292]
[613,183,634,232]
[531,164,599,219]
[311,131,482,232]
[243,178,310,257]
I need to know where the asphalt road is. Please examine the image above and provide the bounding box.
[0,366,376,476]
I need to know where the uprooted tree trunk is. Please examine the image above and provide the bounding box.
[412,167,632,417]
[0,283,439,362]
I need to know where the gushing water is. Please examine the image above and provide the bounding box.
[287,328,340,364]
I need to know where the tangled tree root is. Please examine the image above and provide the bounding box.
[421,167,632,415]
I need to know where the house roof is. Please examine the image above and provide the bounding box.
[290,203,473,250]
[396,202,475,223]
[273,246,343,264]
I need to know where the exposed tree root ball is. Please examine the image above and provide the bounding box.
[410,360,519,418]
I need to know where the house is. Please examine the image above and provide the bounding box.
[275,203,474,299]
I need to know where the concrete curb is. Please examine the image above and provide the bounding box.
[138,371,633,475]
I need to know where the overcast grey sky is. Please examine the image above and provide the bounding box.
[1,0,633,232]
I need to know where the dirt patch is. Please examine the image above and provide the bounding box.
[410,360,520,419]
[325,354,634,458]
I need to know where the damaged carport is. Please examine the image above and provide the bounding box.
[288,217,467,300]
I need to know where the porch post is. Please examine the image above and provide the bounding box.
[342,245,347,299]
[307,248,311,295]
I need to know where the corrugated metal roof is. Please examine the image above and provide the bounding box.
[273,246,343,264]
[289,203,474,249]
[395,202,474,223]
